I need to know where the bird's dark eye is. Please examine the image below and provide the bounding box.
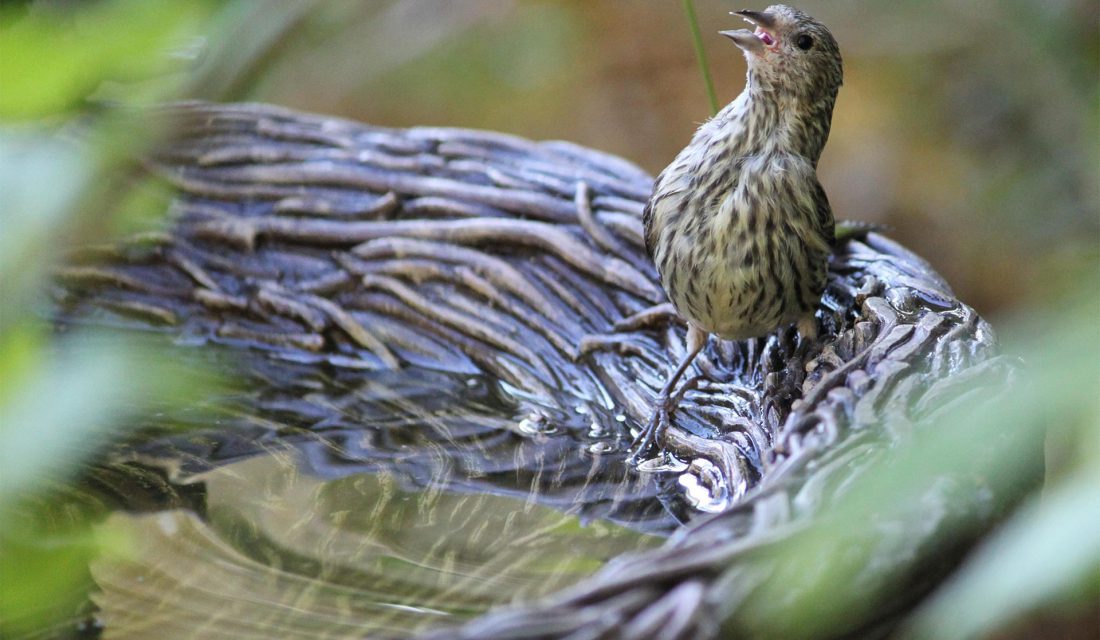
[796,34,814,50]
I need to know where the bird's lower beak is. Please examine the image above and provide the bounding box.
[720,29,765,54]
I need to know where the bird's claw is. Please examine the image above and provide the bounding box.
[627,399,671,464]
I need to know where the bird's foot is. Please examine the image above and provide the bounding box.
[627,398,672,464]
[627,371,704,464]
[795,313,822,358]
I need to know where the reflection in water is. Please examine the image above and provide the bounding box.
[83,349,674,638]
[91,453,661,638]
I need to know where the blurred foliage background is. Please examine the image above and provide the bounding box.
[1,0,1097,638]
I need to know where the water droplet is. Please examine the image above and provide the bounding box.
[678,459,731,512]
[517,413,549,436]
[588,442,615,455]
[635,455,689,474]
[614,414,627,423]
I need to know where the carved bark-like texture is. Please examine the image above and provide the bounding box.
[56,103,1022,639]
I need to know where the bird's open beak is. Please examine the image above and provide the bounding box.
[721,9,779,55]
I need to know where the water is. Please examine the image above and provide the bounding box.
[63,346,682,638]
[90,452,663,638]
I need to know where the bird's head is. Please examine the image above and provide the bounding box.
[721,5,843,104]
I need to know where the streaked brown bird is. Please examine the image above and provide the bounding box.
[632,5,843,460]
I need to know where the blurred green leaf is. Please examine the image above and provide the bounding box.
[0,516,131,635]
[0,325,216,634]
[0,323,46,407]
[0,132,93,320]
[729,291,1100,638]
[105,172,178,237]
[0,3,227,634]
[908,467,1100,640]
[0,332,212,507]
[0,0,208,119]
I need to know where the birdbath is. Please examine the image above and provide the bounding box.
[55,103,1030,639]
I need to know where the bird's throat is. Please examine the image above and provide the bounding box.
[741,83,836,164]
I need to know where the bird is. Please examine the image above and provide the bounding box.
[632,5,844,461]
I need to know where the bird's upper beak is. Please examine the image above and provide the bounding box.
[733,9,777,29]
[721,9,779,55]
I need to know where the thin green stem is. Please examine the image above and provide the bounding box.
[682,0,719,115]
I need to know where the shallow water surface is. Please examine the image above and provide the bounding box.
[79,348,678,638]
[91,451,664,638]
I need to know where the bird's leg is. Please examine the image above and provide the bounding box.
[791,312,821,363]
[796,312,819,344]
[628,325,708,463]
[573,302,683,360]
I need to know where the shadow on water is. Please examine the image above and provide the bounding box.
[66,344,677,638]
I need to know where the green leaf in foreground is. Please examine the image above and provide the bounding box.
[0,0,208,119]
[728,292,1100,639]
